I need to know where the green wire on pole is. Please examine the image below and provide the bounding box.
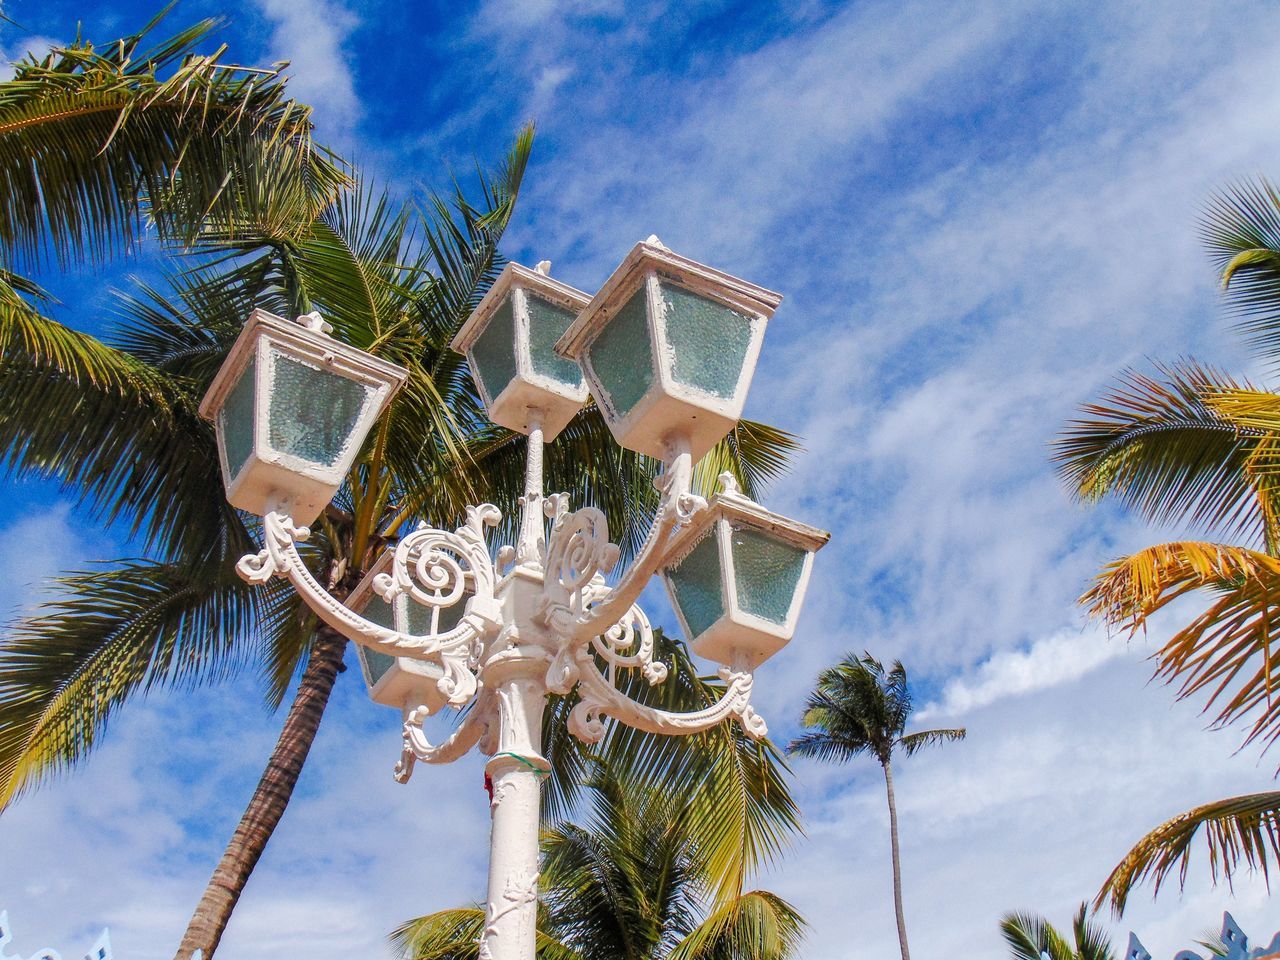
[493,751,550,777]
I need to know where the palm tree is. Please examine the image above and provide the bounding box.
[786,652,964,960]
[1054,178,1280,915]
[0,15,805,957]
[392,759,805,960]
[1000,904,1114,960]
[0,6,343,315]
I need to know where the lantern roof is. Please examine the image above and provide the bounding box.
[197,308,409,424]
[663,473,830,568]
[556,237,783,360]
[450,261,592,356]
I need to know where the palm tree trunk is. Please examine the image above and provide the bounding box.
[882,759,911,960]
[173,624,347,959]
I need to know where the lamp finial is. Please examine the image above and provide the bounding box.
[296,311,333,336]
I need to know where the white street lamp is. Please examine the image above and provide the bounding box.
[200,243,828,960]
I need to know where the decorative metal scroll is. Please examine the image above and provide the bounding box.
[237,506,504,706]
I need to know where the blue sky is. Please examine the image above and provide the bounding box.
[3,0,1280,957]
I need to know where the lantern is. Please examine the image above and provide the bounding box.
[556,238,781,463]
[451,262,590,440]
[662,476,829,669]
[198,309,407,524]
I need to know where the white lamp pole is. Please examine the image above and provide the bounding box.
[199,238,829,960]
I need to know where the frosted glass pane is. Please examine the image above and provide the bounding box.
[360,596,397,687]
[471,296,518,402]
[267,353,371,468]
[219,354,257,481]
[527,295,584,387]
[660,283,752,399]
[405,592,467,635]
[667,531,725,639]
[731,526,806,624]
[587,288,654,418]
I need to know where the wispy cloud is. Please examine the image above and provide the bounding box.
[0,505,95,618]
[917,627,1133,721]
[0,34,59,80]
[255,0,360,142]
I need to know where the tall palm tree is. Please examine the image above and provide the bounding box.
[1054,178,1280,915]
[0,17,805,958]
[1000,904,1115,960]
[392,758,805,960]
[787,652,965,960]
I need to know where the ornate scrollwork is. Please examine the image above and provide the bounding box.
[374,504,501,632]
[236,509,503,706]
[395,692,497,783]
[538,441,706,644]
[591,604,668,685]
[536,500,620,636]
[567,656,767,744]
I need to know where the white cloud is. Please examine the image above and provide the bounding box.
[0,504,92,619]
[918,627,1134,720]
[255,0,360,141]
[0,35,59,80]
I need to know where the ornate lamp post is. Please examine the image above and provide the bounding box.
[199,237,829,960]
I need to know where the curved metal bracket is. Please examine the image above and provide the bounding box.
[237,508,502,706]
[567,648,767,744]
[395,691,497,783]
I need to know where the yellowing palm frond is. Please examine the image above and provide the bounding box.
[1085,541,1280,754]
[666,891,805,960]
[1095,791,1280,916]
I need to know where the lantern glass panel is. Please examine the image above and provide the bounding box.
[661,282,752,399]
[360,595,398,686]
[667,531,725,638]
[730,526,807,624]
[471,295,519,401]
[219,354,258,481]
[586,288,654,417]
[404,594,468,636]
[527,295,584,387]
[267,352,372,467]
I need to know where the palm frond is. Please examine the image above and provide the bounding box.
[0,14,343,266]
[1202,179,1280,365]
[1070,902,1116,960]
[391,907,486,960]
[897,727,966,757]
[1054,363,1268,545]
[667,890,805,960]
[788,652,908,765]
[0,291,251,564]
[1094,791,1280,917]
[1084,540,1280,755]
[998,911,1076,960]
[0,560,295,809]
[392,908,581,960]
